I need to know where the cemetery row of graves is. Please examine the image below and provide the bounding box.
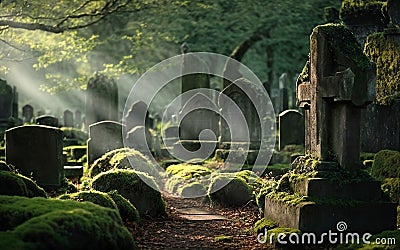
[0,1,400,249]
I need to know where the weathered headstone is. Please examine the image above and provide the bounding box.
[63,110,74,128]
[5,125,64,187]
[85,72,118,127]
[162,125,180,147]
[265,24,396,235]
[36,115,59,127]
[179,93,219,141]
[126,125,152,155]
[75,110,82,129]
[279,88,289,111]
[87,121,125,165]
[181,50,210,107]
[278,110,304,150]
[22,105,34,124]
[0,79,15,121]
[125,101,149,132]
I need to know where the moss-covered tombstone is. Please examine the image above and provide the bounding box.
[0,195,136,249]
[58,190,118,210]
[340,0,389,25]
[91,169,166,218]
[0,170,46,198]
[208,173,253,207]
[108,190,140,223]
[89,148,161,181]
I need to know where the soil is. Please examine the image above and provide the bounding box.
[128,191,273,249]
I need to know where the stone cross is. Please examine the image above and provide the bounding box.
[296,24,375,170]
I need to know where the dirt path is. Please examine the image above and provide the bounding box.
[128,192,272,249]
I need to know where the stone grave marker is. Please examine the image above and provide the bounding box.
[63,110,74,128]
[278,110,304,150]
[36,115,59,127]
[85,72,118,127]
[22,105,34,124]
[37,110,45,117]
[264,24,396,235]
[126,125,152,155]
[75,110,82,129]
[87,121,125,165]
[5,125,64,187]
[125,100,149,132]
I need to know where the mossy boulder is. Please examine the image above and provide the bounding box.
[0,196,135,249]
[177,182,207,198]
[108,190,140,223]
[166,164,212,178]
[253,218,278,234]
[90,169,166,218]
[371,150,400,180]
[208,174,253,207]
[255,180,278,213]
[0,170,46,198]
[89,148,160,180]
[58,190,118,210]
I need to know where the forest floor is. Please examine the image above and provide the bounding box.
[128,191,273,249]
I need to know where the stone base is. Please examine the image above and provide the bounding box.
[264,198,396,235]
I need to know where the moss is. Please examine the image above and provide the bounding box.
[371,150,400,180]
[208,174,253,207]
[0,170,46,198]
[89,148,160,180]
[340,0,388,25]
[253,218,278,234]
[255,180,278,213]
[273,145,305,165]
[165,175,186,193]
[364,32,400,105]
[166,163,212,178]
[360,152,376,161]
[108,190,140,223]
[63,145,86,162]
[382,178,400,204]
[58,190,118,210]
[266,191,310,207]
[214,235,233,242]
[91,169,166,218]
[177,182,207,198]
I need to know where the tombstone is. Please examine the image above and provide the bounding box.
[0,79,17,121]
[162,125,180,147]
[219,78,262,147]
[270,88,280,113]
[181,51,210,107]
[87,121,125,165]
[5,125,64,187]
[85,72,118,127]
[37,110,45,117]
[126,126,152,155]
[278,110,304,151]
[22,105,34,124]
[36,115,59,127]
[63,110,74,128]
[124,101,149,132]
[75,110,82,129]
[279,88,289,111]
[179,93,219,141]
[264,24,396,235]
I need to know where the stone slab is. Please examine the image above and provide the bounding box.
[264,197,396,235]
[177,208,226,221]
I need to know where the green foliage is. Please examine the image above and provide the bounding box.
[208,174,253,207]
[89,148,160,180]
[0,170,47,198]
[58,190,118,210]
[382,178,400,204]
[364,32,400,105]
[90,169,166,218]
[108,190,140,223]
[253,218,279,234]
[0,195,135,249]
[371,150,400,180]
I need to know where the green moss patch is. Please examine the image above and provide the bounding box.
[364,32,400,105]
[253,218,278,234]
[214,235,233,242]
[89,148,161,180]
[58,190,118,210]
[166,163,212,178]
[382,178,400,204]
[0,170,46,198]
[0,195,135,249]
[108,190,140,223]
[91,169,166,218]
[208,174,253,207]
[371,150,400,180]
